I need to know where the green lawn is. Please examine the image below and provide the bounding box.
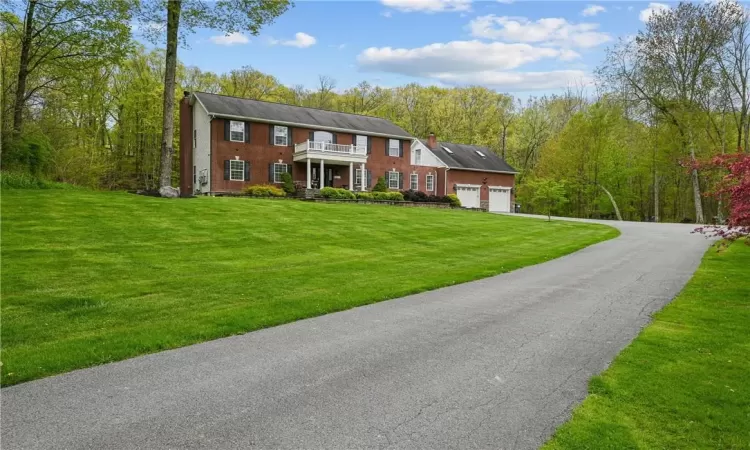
[544,241,750,450]
[1,190,617,386]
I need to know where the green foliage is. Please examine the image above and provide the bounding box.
[0,189,617,384]
[372,176,388,192]
[370,192,404,201]
[3,131,52,175]
[544,242,750,450]
[320,187,356,199]
[529,179,569,221]
[356,192,374,200]
[446,194,461,207]
[280,172,295,195]
[0,171,78,190]
[243,184,285,197]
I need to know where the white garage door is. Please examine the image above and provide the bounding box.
[456,185,481,209]
[489,187,511,212]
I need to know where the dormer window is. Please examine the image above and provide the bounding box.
[442,146,453,154]
[476,150,486,158]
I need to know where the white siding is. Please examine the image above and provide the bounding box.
[193,99,212,194]
[410,140,445,167]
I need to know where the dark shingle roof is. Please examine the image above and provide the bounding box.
[193,92,412,139]
[420,140,517,174]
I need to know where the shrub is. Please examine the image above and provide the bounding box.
[280,172,295,195]
[356,192,374,200]
[0,171,78,190]
[244,184,286,197]
[372,192,404,201]
[372,176,388,192]
[401,190,432,202]
[446,194,461,207]
[320,187,356,199]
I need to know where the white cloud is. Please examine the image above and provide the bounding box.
[209,32,249,46]
[469,15,611,48]
[270,32,317,48]
[639,3,669,22]
[381,10,393,17]
[380,0,471,13]
[581,5,606,16]
[434,70,593,91]
[358,40,569,74]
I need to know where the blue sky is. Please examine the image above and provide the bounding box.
[143,1,671,96]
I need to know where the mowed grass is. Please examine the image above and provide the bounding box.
[1,190,617,386]
[544,241,750,450]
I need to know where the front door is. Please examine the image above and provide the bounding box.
[324,168,334,187]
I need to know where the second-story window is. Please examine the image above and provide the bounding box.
[229,120,245,142]
[355,135,367,151]
[414,148,421,165]
[313,131,334,143]
[388,139,400,157]
[274,126,288,146]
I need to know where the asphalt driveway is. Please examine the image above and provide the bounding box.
[2,217,713,449]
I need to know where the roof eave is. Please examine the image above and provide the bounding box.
[205,111,412,140]
[446,166,518,175]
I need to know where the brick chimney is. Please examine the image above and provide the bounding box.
[427,132,437,149]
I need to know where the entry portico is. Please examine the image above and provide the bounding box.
[294,140,368,191]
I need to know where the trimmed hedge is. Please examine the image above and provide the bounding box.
[446,193,461,207]
[244,184,286,197]
[320,187,356,199]
[371,192,404,201]
[400,189,451,203]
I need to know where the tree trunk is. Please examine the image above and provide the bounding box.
[598,184,623,221]
[501,125,507,160]
[159,0,181,191]
[688,139,705,224]
[653,169,660,222]
[13,0,36,136]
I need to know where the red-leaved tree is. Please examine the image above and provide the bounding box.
[695,153,750,242]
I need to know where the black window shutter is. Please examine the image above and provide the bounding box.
[399,140,404,157]
[244,161,250,181]
[366,169,371,189]
[244,122,251,143]
[366,137,372,154]
[332,133,337,144]
[385,139,389,156]
[385,171,389,186]
[269,124,275,145]
[224,160,230,180]
[308,131,314,141]
[269,163,274,182]
[288,127,293,146]
[224,120,230,141]
[399,172,403,189]
[286,163,293,175]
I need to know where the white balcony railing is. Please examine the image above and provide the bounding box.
[295,140,367,156]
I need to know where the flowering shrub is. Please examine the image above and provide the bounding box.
[695,153,749,243]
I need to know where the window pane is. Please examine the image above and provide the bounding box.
[356,135,367,148]
[313,131,333,143]
[388,139,399,157]
[426,175,434,191]
[388,172,399,189]
[274,126,288,146]
[230,160,244,181]
[273,163,287,183]
[230,121,244,142]
[410,174,418,190]
[415,148,421,165]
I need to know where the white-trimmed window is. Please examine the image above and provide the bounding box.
[229,120,245,142]
[313,130,333,143]
[388,171,400,190]
[388,139,400,157]
[355,169,364,189]
[410,173,418,190]
[274,126,288,146]
[273,163,288,183]
[355,135,367,151]
[414,148,421,165]
[426,174,434,192]
[230,160,245,181]
[475,150,486,157]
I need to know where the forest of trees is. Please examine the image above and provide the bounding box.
[2,0,749,223]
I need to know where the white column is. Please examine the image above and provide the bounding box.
[320,159,325,188]
[306,158,311,189]
[360,163,366,191]
[349,162,354,191]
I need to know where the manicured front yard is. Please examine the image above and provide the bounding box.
[1,190,617,386]
[544,241,750,450]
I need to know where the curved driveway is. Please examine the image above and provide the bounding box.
[3,217,714,449]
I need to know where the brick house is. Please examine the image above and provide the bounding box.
[179,92,516,211]
[411,135,518,212]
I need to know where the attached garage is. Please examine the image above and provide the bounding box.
[488,186,512,212]
[456,184,481,209]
